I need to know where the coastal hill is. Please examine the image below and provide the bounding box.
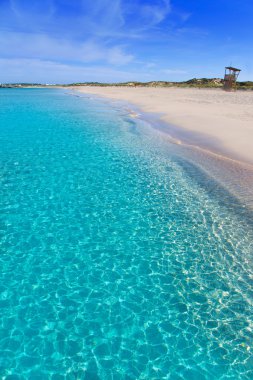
[69,78,253,90]
[1,78,253,90]
[70,78,225,88]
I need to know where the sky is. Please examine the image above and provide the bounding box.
[0,0,253,83]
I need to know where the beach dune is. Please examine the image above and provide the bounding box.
[76,86,253,166]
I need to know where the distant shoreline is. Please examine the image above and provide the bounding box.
[1,77,253,90]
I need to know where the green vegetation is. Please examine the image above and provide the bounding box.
[68,78,253,90]
[1,79,253,90]
[237,81,253,90]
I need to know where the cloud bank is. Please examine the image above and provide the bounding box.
[1,0,251,82]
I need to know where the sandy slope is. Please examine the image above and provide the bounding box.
[75,86,253,165]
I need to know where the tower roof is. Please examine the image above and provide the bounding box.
[225,66,241,72]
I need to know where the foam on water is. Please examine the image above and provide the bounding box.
[0,89,253,379]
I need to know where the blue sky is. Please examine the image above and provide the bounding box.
[1,0,253,83]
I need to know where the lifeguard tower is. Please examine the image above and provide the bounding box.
[223,66,241,91]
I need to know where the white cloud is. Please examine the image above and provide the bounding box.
[106,46,133,65]
[122,0,171,32]
[163,69,187,75]
[179,12,192,22]
[141,0,171,26]
[0,31,134,66]
[4,0,172,40]
[80,0,125,37]
[145,63,157,69]
[77,0,172,36]
[9,0,56,23]
[0,58,152,83]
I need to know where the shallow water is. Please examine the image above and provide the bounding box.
[0,89,253,379]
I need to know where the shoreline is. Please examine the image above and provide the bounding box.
[73,86,253,166]
[71,86,253,211]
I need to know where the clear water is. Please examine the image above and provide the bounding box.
[0,89,253,380]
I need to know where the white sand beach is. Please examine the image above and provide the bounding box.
[75,86,253,166]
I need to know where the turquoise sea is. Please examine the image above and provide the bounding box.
[1,89,253,380]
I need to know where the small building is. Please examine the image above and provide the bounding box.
[224,66,241,91]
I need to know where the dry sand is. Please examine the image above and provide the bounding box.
[75,86,253,166]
